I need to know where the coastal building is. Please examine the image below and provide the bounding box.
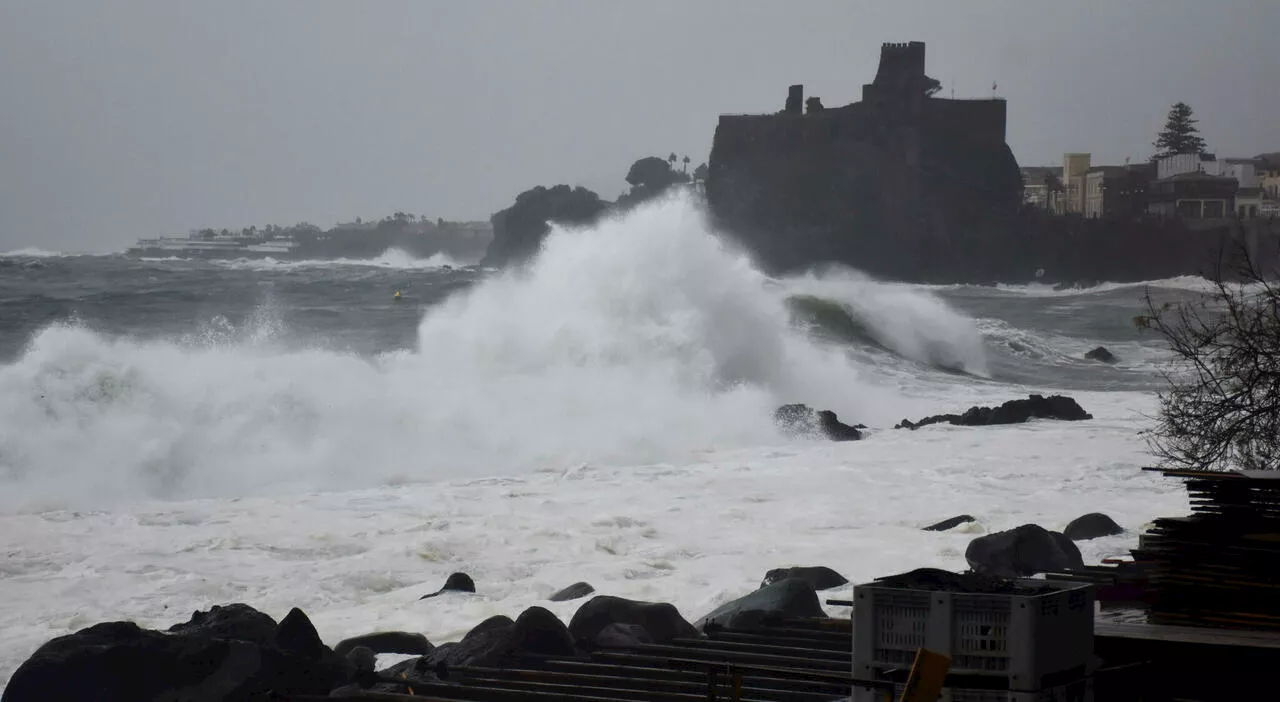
[1258,153,1280,201]
[1083,163,1154,219]
[1020,166,1062,210]
[1146,172,1236,220]
[1236,187,1265,218]
[1220,158,1261,189]
[1061,153,1091,214]
[1156,152,1218,179]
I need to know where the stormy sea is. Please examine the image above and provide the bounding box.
[0,194,1200,686]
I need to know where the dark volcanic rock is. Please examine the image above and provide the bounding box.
[569,596,699,647]
[1064,512,1124,541]
[426,615,514,668]
[896,394,1092,430]
[482,185,608,268]
[1085,346,1118,363]
[427,607,576,669]
[697,578,827,632]
[549,581,596,602]
[923,515,976,532]
[334,631,434,658]
[420,571,476,599]
[167,602,279,645]
[5,607,349,702]
[818,410,863,441]
[508,606,577,658]
[594,623,655,648]
[760,566,849,591]
[774,404,863,441]
[275,607,326,660]
[965,524,1084,578]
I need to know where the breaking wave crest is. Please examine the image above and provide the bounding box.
[0,193,987,510]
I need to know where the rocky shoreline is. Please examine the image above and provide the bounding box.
[3,508,1124,701]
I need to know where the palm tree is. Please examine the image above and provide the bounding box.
[681,155,690,173]
[668,153,678,170]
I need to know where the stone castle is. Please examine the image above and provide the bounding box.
[706,41,1024,281]
[705,41,1278,284]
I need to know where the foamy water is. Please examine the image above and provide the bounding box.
[0,194,1191,688]
[212,248,463,271]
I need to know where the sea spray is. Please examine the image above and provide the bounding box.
[0,194,966,509]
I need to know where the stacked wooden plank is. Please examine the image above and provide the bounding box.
[1136,467,1280,630]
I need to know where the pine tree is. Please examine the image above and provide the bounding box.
[1153,102,1207,158]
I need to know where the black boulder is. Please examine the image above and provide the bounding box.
[549,582,595,602]
[1063,512,1124,541]
[420,571,476,599]
[696,578,827,632]
[923,515,976,531]
[965,524,1084,578]
[760,566,848,591]
[896,394,1092,430]
[568,596,698,647]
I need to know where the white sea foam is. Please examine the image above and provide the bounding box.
[786,269,990,376]
[0,390,1186,689]
[213,248,463,271]
[0,195,966,510]
[0,248,69,258]
[0,193,1184,690]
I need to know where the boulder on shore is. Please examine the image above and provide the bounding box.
[427,606,576,669]
[923,515,976,532]
[4,605,349,702]
[568,596,699,648]
[965,524,1084,578]
[696,578,827,632]
[166,602,279,645]
[1063,512,1124,541]
[334,631,434,658]
[760,566,848,591]
[1085,346,1118,363]
[774,404,863,441]
[896,394,1092,430]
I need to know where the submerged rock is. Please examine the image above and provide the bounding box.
[420,572,476,599]
[697,578,827,632]
[896,394,1092,430]
[1085,346,1118,363]
[549,582,596,602]
[965,524,1084,578]
[774,404,863,441]
[923,515,976,532]
[1064,512,1124,541]
[760,566,848,591]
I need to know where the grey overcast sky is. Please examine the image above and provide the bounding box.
[1,0,1276,252]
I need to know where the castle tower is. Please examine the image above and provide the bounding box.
[862,41,936,104]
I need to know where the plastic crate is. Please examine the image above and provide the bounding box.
[853,677,1092,702]
[852,577,1094,692]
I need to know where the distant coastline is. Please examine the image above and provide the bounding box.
[125,213,492,262]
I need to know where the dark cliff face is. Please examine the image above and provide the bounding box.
[705,42,1272,284]
[481,185,608,268]
[706,95,1024,283]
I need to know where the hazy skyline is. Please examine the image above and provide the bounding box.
[2,0,1276,252]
